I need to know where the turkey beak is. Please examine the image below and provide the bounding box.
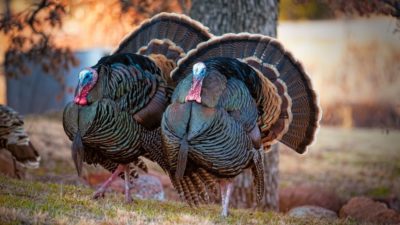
[72,131,85,176]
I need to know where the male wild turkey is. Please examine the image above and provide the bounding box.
[0,104,40,178]
[63,13,212,202]
[161,33,320,216]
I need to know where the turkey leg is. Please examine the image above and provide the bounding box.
[220,180,234,217]
[93,164,127,200]
[124,166,133,203]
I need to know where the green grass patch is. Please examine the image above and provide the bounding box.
[368,187,391,198]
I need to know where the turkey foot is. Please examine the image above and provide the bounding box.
[220,179,234,217]
[93,164,130,201]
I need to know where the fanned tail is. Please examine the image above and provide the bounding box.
[7,142,40,169]
[171,33,320,154]
[113,13,212,63]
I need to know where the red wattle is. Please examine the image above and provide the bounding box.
[78,98,87,105]
[74,85,91,106]
[74,95,88,105]
[185,79,203,103]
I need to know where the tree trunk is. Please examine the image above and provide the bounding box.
[4,0,11,17]
[189,0,279,210]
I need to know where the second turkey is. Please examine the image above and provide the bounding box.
[161,33,320,217]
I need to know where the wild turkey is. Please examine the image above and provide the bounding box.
[161,33,320,216]
[0,104,40,178]
[62,13,212,202]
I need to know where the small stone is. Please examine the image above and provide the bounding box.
[87,172,165,201]
[129,174,165,201]
[340,196,400,224]
[374,197,400,212]
[279,185,343,212]
[288,205,338,219]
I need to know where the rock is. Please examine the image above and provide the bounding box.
[148,171,180,201]
[128,175,165,201]
[340,196,400,224]
[148,171,173,188]
[279,185,343,213]
[374,197,400,212]
[87,172,165,201]
[287,205,338,219]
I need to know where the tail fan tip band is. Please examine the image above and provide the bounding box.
[171,33,321,154]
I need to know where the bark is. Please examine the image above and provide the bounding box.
[190,0,277,36]
[4,0,11,17]
[189,0,279,210]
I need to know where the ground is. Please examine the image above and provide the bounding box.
[0,176,367,225]
[0,113,399,224]
[280,126,400,200]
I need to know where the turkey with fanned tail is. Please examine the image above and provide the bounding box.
[62,13,212,202]
[161,33,320,216]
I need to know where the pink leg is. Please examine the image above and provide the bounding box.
[93,164,126,199]
[124,167,133,203]
[220,180,234,217]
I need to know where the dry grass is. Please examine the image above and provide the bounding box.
[26,114,400,200]
[0,114,397,224]
[279,127,400,200]
[0,176,365,225]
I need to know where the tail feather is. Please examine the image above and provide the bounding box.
[170,168,216,206]
[134,157,148,173]
[197,168,218,195]
[7,141,40,168]
[0,105,41,168]
[171,33,320,153]
[179,177,194,207]
[191,173,210,203]
[113,13,212,63]
[185,176,200,206]
[171,177,185,201]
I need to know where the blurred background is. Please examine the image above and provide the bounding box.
[0,0,399,223]
[1,0,399,129]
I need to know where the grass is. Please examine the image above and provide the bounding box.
[279,126,400,200]
[1,116,398,224]
[0,176,365,225]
